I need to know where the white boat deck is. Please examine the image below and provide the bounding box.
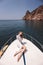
[0,38,43,65]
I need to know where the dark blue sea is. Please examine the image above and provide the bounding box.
[0,20,43,51]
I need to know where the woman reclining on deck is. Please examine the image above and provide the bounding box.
[14,32,26,61]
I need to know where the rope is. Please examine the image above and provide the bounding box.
[23,53,26,65]
[20,42,26,65]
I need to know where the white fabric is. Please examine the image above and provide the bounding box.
[16,40,22,50]
[16,35,23,43]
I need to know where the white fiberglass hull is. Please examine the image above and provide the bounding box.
[0,38,43,65]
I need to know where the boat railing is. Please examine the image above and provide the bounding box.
[0,32,43,58]
[0,35,16,58]
[23,32,43,51]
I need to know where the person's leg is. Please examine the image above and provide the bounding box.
[17,51,23,61]
[14,45,26,61]
[14,51,21,56]
[17,48,25,61]
[14,48,23,56]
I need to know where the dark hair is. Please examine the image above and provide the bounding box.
[20,34,23,38]
[18,31,23,38]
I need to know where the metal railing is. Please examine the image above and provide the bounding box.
[0,34,16,58]
[23,32,43,52]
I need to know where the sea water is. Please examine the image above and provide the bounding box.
[0,20,43,50]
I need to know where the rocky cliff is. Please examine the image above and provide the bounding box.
[23,5,43,21]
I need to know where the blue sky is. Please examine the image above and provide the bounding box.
[0,0,43,20]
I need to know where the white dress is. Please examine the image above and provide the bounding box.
[16,35,24,49]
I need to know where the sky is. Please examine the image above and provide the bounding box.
[0,0,43,20]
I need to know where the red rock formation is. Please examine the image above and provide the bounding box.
[23,5,43,21]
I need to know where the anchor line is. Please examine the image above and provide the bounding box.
[23,53,26,65]
[21,42,26,65]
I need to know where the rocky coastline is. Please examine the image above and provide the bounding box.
[23,5,43,21]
